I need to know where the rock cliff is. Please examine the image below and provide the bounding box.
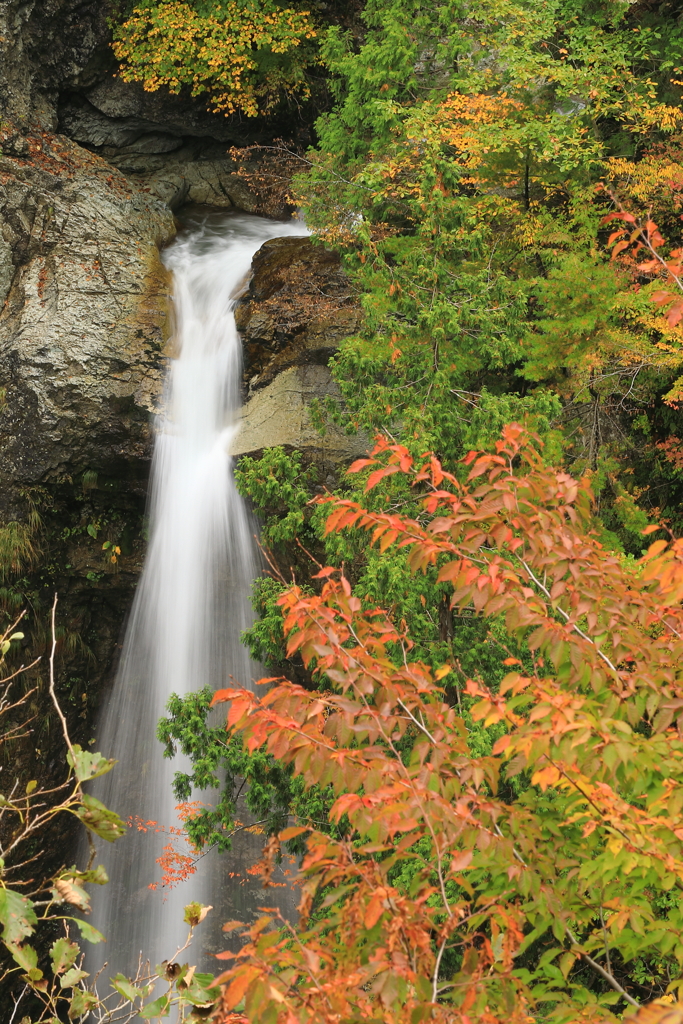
[0,132,175,512]
[0,127,174,757]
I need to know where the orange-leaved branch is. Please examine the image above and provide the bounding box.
[211,425,683,1022]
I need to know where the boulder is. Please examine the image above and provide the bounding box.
[235,235,361,389]
[232,235,369,467]
[232,364,369,468]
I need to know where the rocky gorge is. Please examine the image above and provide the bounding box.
[0,0,363,783]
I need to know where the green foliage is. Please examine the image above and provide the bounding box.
[158,686,333,854]
[0,608,222,1021]
[0,521,36,582]
[235,446,316,549]
[241,576,288,667]
[287,0,683,544]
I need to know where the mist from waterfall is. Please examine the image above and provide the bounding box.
[86,209,309,982]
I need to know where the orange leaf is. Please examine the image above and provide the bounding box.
[366,465,400,491]
[364,895,384,929]
[450,850,474,871]
[492,735,511,755]
[348,458,376,474]
[211,688,239,706]
[279,826,309,841]
[224,967,261,1008]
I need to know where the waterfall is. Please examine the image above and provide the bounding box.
[86,209,309,982]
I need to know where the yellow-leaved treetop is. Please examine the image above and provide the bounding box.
[111,0,317,118]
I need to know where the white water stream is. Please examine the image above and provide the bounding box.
[87,210,309,981]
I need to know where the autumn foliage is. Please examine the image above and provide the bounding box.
[111,0,316,118]
[211,426,683,1022]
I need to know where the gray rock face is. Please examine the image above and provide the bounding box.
[0,133,175,514]
[59,77,255,150]
[233,364,369,467]
[124,157,261,211]
[0,232,13,307]
[0,0,111,129]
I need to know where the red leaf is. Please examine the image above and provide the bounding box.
[601,211,636,224]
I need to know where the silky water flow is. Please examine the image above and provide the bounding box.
[86,210,309,984]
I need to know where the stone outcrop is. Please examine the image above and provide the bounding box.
[0,131,175,514]
[232,235,368,467]
[59,76,259,151]
[114,153,262,212]
[57,78,287,210]
[0,0,111,130]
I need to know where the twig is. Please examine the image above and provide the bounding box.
[8,984,28,1024]
[565,925,639,1007]
[48,594,75,763]
[396,697,437,745]
[520,560,619,677]
[432,936,448,1003]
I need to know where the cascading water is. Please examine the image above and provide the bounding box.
[87,209,309,981]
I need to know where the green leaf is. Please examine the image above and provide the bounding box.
[68,986,98,1019]
[76,794,126,841]
[75,864,109,886]
[182,981,221,1006]
[87,524,98,538]
[111,973,143,1000]
[139,994,170,1018]
[53,876,90,911]
[50,937,79,975]
[60,966,88,989]
[70,917,105,944]
[0,888,37,942]
[183,902,211,926]
[8,940,42,980]
[67,745,117,783]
